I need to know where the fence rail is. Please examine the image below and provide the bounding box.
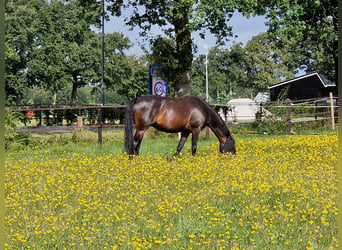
[6,95,338,142]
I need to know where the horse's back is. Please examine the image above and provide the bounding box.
[132,95,208,132]
[134,95,206,113]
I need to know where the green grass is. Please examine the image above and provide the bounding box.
[5,132,338,249]
[6,125,337,158]
[8,128,223,158]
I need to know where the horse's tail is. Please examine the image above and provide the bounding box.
[124,99,136,155]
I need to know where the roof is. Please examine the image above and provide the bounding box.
[268,72,335,89]
[268,72,336,101]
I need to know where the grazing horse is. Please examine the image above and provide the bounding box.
[124,95,236,156]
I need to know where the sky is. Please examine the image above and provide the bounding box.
[100,11,268,56]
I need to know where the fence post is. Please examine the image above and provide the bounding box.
[285,99,292,135]
[76,116,83,131]
[205,126,210,140]
[329,92,335,130]
[97,107,103,145]
[256,103,262,121]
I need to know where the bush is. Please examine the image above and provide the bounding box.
[252,119,286,134]
[5,112,37,150]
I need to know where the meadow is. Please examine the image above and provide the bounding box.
[5,130,338,249]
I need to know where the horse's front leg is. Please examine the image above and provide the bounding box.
[173,131,190,156]
[191,128,201,156]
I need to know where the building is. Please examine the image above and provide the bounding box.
[268,72,336,102]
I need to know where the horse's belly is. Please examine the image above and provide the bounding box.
[153,120,189,133]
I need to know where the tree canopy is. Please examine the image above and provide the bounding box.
[107,0,239,97]
[191,38,296,102]
[5,0,338,106]
[5,0,44,104]
[262,0,338,84]
[5,0,139,106]
[245,32,296,92]
[105,0,338,97]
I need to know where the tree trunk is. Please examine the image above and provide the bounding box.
[173,7,193,97]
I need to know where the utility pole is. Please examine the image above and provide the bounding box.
[204,44,210,140]
[98,0,105,145]
[204,44,209,103]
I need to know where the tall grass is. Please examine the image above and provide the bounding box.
[20,129,222,158]
[5,131,338,249]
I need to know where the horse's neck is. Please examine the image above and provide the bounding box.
[207,109,228,139]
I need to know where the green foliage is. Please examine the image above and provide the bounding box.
[5,112,37,150]
[262,104,286,119]
[26,0,102,106]
[245,32,296,92]
[5,112,21,130]
[5,0,338,106]
[5,0,44,105]
[191,54,206,99]
[252,119,286,134]
[192,44,248,101]
[291,104,316,116]
[106,0,242,96]
[217,91,230,103]
[146,36,177,87]
[264,0,338,83]
[116,55,149,100]
[5,0,134,106]
[193,41,296,100]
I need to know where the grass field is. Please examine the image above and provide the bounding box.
[5,130,338,249]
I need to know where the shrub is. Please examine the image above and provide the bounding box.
[5,112,37,150]
[252,119,286,134]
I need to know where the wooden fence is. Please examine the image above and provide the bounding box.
[6,95,338,143]
[259,95,338,134]
[7,105,127,145]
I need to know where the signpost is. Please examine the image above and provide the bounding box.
[149,64,168,97]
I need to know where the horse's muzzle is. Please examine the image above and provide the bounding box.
[222,140,236,155]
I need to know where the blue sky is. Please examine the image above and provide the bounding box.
[101,11,268,56]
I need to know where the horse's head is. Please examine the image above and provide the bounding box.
[221,138,236,155]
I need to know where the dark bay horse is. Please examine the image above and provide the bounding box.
[124,95,236,156]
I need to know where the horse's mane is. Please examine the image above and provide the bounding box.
[193,96,231,137]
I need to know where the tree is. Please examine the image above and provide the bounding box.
[5,0,100,105]
[6,0,133,106]
[26,0,101,106]
[5,0,45,105]
[107,0,238,97]
[102,32,133,92]
[145,36,177,85]
[206,46,231,101]
[116,55,149,100]
[209,43,249,98]
[245,32,295,92]
[259,0,338,84]
[192,43,249,101]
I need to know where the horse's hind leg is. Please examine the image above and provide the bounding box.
[133,129,145,155]
[174,131,190,156]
